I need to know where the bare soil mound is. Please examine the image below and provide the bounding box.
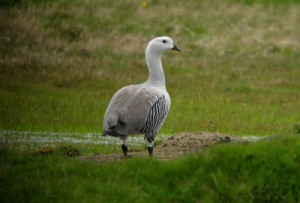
[81,132,249,162]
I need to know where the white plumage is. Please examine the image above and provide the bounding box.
[102,36,180,158]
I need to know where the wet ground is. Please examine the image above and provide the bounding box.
[0,131,265,161]
[81,132,259,162]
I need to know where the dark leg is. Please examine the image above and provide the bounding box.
[147,140,154,157]
[121,136,129,159]
[121,144,128,159]
[147,146,153,157]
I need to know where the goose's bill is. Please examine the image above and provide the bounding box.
[172,44,181,51]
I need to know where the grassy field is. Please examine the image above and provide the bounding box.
[1,136,300,202]
[1,0,300,202]
[1,0,299,135]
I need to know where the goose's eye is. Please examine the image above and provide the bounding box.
[162,40,167,43]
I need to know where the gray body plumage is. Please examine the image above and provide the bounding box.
[102,36,180,157]
[103,84,170,142]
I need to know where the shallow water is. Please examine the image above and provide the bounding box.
[0,131,264,148]
[0,130,171,146]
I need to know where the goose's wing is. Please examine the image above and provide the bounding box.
[103,85,140,131]
[103,85,170,136]
[140,92,170,141]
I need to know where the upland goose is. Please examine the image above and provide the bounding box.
[102,36,180,158]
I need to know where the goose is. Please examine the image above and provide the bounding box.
[102,36,180,158]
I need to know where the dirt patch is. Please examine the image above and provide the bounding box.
[81,132,250,162]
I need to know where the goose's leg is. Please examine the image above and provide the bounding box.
[147,140,154,157]
[121,136,128,159]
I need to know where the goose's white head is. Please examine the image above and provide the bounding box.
[146,36,181,56]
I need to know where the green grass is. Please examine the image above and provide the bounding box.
[1,136,300,202]
[1,0,300,202]
[0,82,105,132]
[1,0,299,135]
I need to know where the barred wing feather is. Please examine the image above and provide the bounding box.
[141,95,170,141]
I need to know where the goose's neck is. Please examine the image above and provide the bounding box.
[145,48,166,88]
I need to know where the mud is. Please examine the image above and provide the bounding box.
[81,132,252,162]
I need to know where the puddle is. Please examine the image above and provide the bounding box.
[0,130,171,146]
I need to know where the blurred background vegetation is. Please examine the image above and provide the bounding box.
[0,0,299,136]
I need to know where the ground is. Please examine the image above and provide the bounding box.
[81,132,253,162]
